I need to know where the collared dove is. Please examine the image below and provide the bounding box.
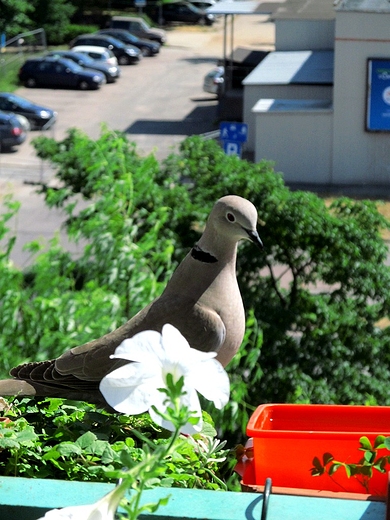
[0,195,262,405]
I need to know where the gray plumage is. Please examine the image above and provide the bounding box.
[0,195,262,405]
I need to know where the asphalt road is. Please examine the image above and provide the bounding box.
[0,16,275,267]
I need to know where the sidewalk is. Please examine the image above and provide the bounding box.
[166,14,275,54]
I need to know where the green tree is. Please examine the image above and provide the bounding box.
[29,0,77,44]
[0,129,179,370]
[0,0,33,37]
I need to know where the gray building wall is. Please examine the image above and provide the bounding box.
[332,9,390,184]
[275,19,335,51]
[243,50,334,151]
[245,84,332,150]
[241,0,390,187]
[253,99,333,183]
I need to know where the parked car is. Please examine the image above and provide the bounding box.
[98,29,160,57]
[0,111,27,150]
[0,92,57,129]
[18,57,105,90]
[69,34,141,65]
[109,16,167,45]
[203,65,224,95]
[14,114,31,132]
[46,50,120,83]
[151,2,215,25]
[70,45,118,67]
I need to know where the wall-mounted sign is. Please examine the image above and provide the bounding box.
[366,58,390,132]
[220,122,248,157]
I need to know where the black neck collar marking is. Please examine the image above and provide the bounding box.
[191,245,218,263]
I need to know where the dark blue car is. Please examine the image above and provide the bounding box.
[69,34,141,65]
[18,57,105,90]
[0,92,57,130]
[98,28,160,56]
[0,111,27,150]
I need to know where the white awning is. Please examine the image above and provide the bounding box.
[206,1,271,15]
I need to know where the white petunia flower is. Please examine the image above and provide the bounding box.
[99,324,230,434]
[37,481,127,520]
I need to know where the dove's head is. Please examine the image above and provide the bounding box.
[207,195,263,249]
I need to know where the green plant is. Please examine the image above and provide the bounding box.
[311,435,390,492]
[0,397,236,489]
[34,377,223,519]
[0,131,178,370]
[0,58,24,91]
[64,24,99,43]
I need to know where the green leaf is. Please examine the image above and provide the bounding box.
[329,463,342,476]
[373,457,388,473]
[363,450,376,464]
[359,436,372,451]
[138,495,171,515]
[323,452,334,466]
[343,464,352,478]
[360,466,373,477]
[374,435,386,449]
[310,457,324,476]
[101,445,116,464]
[76,432,98,450]
[42,448,61,461]
[57,442,83,457]
[384,438,390,450]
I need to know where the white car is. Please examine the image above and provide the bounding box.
[70,45,118,67]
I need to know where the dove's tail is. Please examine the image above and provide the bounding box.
[0,375,106,406]
[0,378,37,396]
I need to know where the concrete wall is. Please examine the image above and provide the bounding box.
[253,99,333,183]
[244,84,332,151]
[332,11,390,184]
[275,19,335,51]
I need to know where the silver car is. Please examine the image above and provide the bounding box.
[203,66,224,96]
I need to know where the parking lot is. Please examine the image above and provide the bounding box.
[0,16,275,266]
[0,24,226,179]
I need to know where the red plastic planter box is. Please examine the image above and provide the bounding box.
[246,404,390,496]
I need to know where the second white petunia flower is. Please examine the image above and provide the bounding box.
[37,480,127,520]
[99,324,230,434]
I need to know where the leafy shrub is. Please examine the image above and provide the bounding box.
[64,24,100,43]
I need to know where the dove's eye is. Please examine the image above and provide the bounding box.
[226,212,235,222]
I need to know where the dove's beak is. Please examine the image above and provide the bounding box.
[245,229,264,249]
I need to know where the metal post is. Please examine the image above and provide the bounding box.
[229,14,234,90]
[222,13,227,95]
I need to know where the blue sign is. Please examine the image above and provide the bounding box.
[366,58,390,132]
[223,140,242,157]
[220,122,248,143]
